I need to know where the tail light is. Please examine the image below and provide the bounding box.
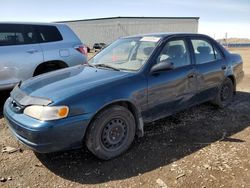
[75,45,88,56]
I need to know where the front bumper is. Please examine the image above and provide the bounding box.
[4,98,92,153]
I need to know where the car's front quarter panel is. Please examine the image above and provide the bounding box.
[52,73,148,120]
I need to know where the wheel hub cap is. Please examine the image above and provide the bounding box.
[101,118,127,150]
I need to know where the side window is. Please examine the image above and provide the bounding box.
[0,24,37,46]
[157,39,191,68]
[22,25,38,44]
[191,39,223,64]
[214,46,223,60]
[0,24,33,46]
[37,26,63,43]
[0,25,22,46]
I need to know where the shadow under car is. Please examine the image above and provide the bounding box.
[35,91,250,184]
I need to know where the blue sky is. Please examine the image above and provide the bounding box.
[0,0,249,39]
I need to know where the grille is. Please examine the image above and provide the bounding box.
[10,98,24,113]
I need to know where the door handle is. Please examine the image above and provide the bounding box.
[26,49,38,54]
[221,65,227,70]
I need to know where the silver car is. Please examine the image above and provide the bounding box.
[0,22,87,90]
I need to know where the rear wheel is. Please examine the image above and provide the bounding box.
[35,67,57,75]
[212,77,234,108]
[34,62,67,76]
[86,105,136,160]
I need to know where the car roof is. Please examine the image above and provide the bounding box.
[0,21,65,26]
[122,32,212,39]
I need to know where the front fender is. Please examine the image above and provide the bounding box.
[54,73,148,118]
[58,73,148,137]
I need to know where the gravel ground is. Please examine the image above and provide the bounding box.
[0,48,250,188]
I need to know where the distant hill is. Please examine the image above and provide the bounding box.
[217,38,250,44]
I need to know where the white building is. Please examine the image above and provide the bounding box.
[59,17,199,47]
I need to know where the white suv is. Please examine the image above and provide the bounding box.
[0,22,87,90]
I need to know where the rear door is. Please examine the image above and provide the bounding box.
[0,24,43,87]
[35,25,86,67]
[146,37,197,121]
[189,37,225,102]
[35,25,71,64]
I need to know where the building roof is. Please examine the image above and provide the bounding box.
[0,21,65,26]
[57,16,200,23]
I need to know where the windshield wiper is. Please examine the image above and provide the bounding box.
[95,64,120,71]
[84,62,96,68]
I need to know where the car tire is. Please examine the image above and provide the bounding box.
[86,105,136,160]
[34,63,66,76]
[212,77,234,108]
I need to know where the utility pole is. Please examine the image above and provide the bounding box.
[225,32,228,48]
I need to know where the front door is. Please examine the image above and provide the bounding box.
[146,38,197,122]
[0,24,43,88]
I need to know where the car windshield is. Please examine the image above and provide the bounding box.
[88,36,161,71]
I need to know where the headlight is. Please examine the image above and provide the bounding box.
[23,105,69,121]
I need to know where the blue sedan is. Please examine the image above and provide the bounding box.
[4,33,244,160]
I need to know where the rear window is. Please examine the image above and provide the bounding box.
[0,24,38,46]
[36,25,63,43]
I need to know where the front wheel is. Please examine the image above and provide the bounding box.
[212,78,234,108]
[86,105,136,160]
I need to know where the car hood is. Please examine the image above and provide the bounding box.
[19,65,131,104]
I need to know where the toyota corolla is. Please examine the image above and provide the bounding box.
[4,33,244,160]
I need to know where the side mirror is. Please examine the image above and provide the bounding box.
[150,60,174,73]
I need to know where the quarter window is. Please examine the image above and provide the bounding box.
[36,26,63,43]
[157,39,191,68]
[191,39,222,64]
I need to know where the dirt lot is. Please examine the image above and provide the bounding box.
[0,48,250,188]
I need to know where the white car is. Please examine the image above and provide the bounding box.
[0,22,88,90]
